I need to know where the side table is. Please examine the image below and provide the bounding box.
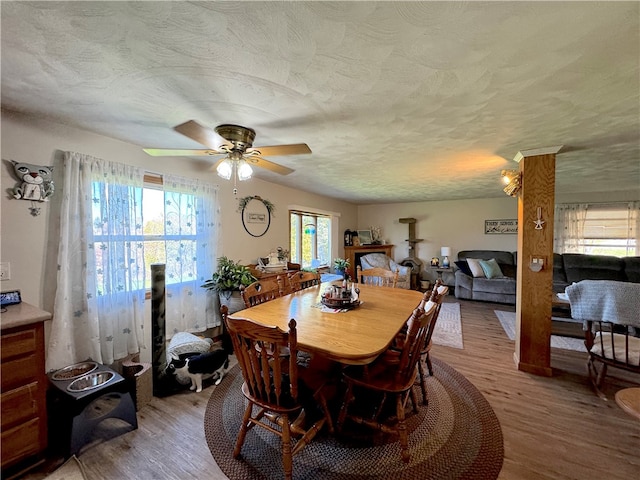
[615,387,640,420]
[431,267,453,281]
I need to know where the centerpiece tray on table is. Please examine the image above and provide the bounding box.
[321,296,361,310]
[321,285,361,310]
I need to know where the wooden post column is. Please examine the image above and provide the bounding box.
[513,146,562,376]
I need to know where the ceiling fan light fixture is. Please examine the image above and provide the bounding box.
[237,160,253,181]
[216,159,233,180]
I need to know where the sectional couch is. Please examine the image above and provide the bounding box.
[454,250,517,304]
[454,250,640,304]
[553,253,640,292]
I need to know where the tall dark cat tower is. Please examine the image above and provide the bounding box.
[399,218,423,289]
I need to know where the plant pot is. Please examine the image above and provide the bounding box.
[218,290,245,314]
[335,269,345,278]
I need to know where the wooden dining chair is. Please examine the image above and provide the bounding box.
[288,270,321,292]
[221,306,334,480]
[415,281,449,404]
[240,276,285,308]
[336,302,437,463]
[380,281,448,405]
[356,266,399,288]
[565,280,640,399]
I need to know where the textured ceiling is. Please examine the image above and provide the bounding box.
[2,1,639,204]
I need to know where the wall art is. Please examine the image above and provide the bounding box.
[484,219,518,234]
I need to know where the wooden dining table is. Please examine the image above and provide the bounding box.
[229,283,425,365]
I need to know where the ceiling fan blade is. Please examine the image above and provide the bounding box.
[143,148,224,157]
[209,158,226,171]
[174,120,231,150]
[246,143,311,156]
[246,156,294,175]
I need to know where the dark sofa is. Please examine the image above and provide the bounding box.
[455,250,640,304]
[553,253,640,292]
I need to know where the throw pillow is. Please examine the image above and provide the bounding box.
[466,258,486,278]
[455,260,473,276]
[479,258,504,279]
[499,263,516,278]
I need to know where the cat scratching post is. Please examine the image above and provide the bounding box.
[151,263,168,396]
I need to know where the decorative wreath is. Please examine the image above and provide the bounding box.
[237,195,275,215]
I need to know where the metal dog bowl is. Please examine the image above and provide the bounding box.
[52,361,98,381]
[67,371,115,393]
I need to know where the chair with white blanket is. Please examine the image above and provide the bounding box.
[359,253,411,289]
[566,280,640,399]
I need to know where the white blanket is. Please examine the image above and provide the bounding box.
[565,280,640,326]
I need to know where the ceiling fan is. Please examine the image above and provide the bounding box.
[143,120,311,179]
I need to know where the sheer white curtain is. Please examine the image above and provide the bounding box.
[162,174,221,337]
[553,203,588,253]
[47,152,146,372]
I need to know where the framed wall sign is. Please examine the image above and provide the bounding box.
[485,219,518,234]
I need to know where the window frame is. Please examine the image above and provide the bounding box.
[578,203,637,256]
[288,205,341,270]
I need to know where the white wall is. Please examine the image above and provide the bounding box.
[357,198,519,282]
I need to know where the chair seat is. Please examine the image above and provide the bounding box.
[591,332,640,366]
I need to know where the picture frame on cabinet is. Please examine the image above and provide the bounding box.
[356,229,373,245]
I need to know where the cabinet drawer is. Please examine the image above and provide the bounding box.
[1,382,39,429]
[1,328,37,362]
[0,417,41,469]
[1,354,38,391]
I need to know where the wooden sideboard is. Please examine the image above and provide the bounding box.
[344,244,394,274]
[1,302,51,475]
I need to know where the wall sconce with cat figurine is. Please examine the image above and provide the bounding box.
[7,160,55,216]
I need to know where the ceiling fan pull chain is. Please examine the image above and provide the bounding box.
[233,163,238,197]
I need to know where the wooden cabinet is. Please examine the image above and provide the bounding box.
[1,303,50,474]
[344,244,394,275]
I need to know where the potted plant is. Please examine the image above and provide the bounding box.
[333,257,350,278]
[201,256,257,313]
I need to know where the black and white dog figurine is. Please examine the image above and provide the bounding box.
[167,348,229,393]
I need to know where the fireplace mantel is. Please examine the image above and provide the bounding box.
[344,244,394,275]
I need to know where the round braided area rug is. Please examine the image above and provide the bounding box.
[204,358,503,479]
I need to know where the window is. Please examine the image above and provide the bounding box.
[141,181,202,289]
[555,202,639,256]
[580,204,637,256]
[290,210,331,269]
[92,174,216,292]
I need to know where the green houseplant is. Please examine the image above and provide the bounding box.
[201,256,256,313]
[333,257,350,278]
[202,256,256,295]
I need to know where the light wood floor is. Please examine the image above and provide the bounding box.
[25,298,640,479]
